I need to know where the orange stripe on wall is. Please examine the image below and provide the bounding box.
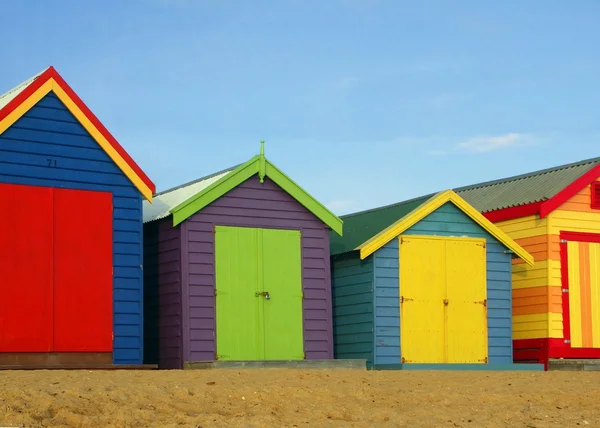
[512,286,562,315]
[556,183,598,213]
[511,234,560,264]
[578,242,594,348]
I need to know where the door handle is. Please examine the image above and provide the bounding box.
[255,291,271,300]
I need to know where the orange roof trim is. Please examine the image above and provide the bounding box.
[0,66,156,201]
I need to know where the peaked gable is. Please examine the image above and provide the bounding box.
[344,190,533,265]
[153,148,343,235]
[0,66,155,201]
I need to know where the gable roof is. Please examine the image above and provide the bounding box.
[0,66,156,201]
[330,190,534,266]
[454,156,600,221]
[144,143,344,236]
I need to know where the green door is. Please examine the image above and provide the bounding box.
[215,227,262,360]
[215,226,304,360]
[261,228,304,360]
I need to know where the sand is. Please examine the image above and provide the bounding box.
[0,369,598,427]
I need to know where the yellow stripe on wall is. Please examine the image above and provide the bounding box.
[513,313,563,340]
[495,215,548,240]
[549,210,600,235]
[512,259,561,289]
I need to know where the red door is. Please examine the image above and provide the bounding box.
[0,183,54,352]
[53,188,114,352]
[0,183,113,353]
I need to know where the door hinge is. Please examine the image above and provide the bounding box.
[400,296,414,304]
[475,299,487,307]
[140,264,143,271]
[479,357,488,363]
[560,239,568,244]
[562,288,569,293]
[564,339,571,344]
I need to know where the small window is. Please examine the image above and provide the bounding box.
[592,182,600,209]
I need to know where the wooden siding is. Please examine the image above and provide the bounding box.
[182,176,333,362]
[494,214,554,340]
[143,218,183,369]
[373,241,400,365]
[330,253,374,365]
[0,93,144,364]
[372,202,514,365]
[543,180,600,341]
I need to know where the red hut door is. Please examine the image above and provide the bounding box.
[0,183,113,353]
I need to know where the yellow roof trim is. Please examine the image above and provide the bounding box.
[356,189,534,266]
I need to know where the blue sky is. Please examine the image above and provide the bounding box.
[2,0,599,215]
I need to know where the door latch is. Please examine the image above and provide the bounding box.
[255,291,271,300]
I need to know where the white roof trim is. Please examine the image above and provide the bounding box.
[0,67,49,112]
[142,169,233,223]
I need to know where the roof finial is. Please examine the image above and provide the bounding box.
[259,140,266,183]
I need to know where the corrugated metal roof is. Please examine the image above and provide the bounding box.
[329,194,433,255]
[0,67,49,112]
[142,165,239,223]
[455,156,600,212]
[330,156,600,256]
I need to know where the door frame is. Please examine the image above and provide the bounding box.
[557,231,600,358]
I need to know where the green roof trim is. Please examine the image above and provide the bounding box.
[329,194,432,255]
[170,147,343,236]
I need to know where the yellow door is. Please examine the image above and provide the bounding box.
[445,238,488,363]
[399,235,488,364]
[399,236,446,363]
[566,241,600,348]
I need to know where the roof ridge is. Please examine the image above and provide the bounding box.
[154,163,241,196]
[340,192,436,219]
[454,155,600,192]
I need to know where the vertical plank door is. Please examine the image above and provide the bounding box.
[566,240,600,348]
[261,228,304,360]
[215,226,262,360]
[0,184,53,352]
[445,238,488,363]
[53,188,113,352]
[399,236,446,363]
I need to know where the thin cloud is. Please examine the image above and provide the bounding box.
[457,133,532,153]
[427,133,538,156]
[326,199,355,214]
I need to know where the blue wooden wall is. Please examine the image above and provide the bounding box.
[330,252,374,366]
[372,202,514,365]
[0,93,144,364]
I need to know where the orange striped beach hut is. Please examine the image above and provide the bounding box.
[454,156,600,369]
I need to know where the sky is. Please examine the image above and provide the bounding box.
[1,0,599,215]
